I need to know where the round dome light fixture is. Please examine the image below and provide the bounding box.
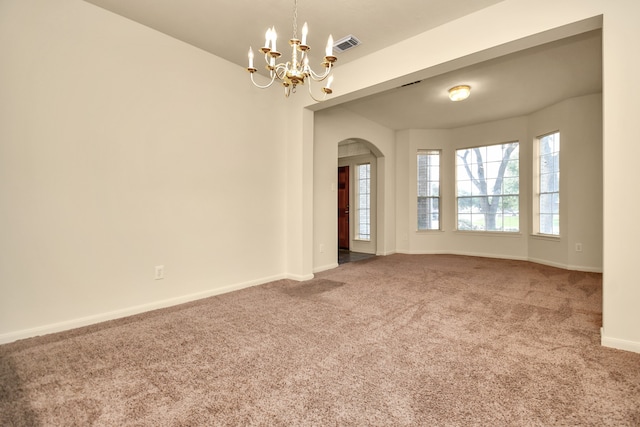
[448,85,471,101]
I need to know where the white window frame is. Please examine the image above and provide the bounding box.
[355,163,371,241]
[535,131,560,236]
[417,149,441,231]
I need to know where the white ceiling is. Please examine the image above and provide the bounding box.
[340,30,602,129]
[83,0,602,129]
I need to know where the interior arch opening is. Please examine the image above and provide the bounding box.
[337,138,383,264]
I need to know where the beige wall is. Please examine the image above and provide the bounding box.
[600,0,640,352]
[391,94,602,271]
[528,94,603,271]
[0,0,287,341]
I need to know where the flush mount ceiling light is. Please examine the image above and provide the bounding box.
[448,85,471,101]
[246,0,336,102]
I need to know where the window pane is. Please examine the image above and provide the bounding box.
[418,197,427,229]
[458,197,472,213]
[502,196,519,214]
[540,214,559,235]
[458,213,472,230]
[504,159,519,177]
[540,193,555,213]
[486,145,503,162]
[505,212,519,232]
[457,180,472,197]
[456,164,471,181]
[472,196,486,212]
[541,154,554,175]
[540,173,553,193]
[472,214,485,230]
[486,161,501,179]
[503,177,519,195]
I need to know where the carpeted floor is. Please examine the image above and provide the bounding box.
[1,254,639,426]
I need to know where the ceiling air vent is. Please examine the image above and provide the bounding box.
[334,35,361,53]
[400,80,423,88]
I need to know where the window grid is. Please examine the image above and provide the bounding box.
[417,150,440,230]
[538,132,560,235]
[356,163,371,240]
[456,142,520,232]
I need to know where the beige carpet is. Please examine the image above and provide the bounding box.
[1,254,639,426]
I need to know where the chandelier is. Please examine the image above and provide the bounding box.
[246,0,337,101]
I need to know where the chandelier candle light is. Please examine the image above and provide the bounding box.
[247,0,337,101]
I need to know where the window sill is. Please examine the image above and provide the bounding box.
[416,229,444,233]
[530,233,561,242]
[454,230,522,238]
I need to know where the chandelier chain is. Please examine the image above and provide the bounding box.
[292,0,298,39]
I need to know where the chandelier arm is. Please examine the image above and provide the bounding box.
[307,80,328,103]
[274,63,288,80]
[263,52,272,68]
[250,72,277,89]
[308,65,332,81]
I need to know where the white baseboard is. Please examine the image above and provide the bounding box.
[395,251,602,273]
[528,257,603,273]
[0,273,287,345]
[567,264,603,273]
[286,273,315,281]
[395,249,449,255]
[376,250,396,256]
[601,331,640,354]
[313,263,339,273]
[397,249,527,261]
[527,256,572,270]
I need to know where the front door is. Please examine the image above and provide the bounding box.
[338,166,349,250]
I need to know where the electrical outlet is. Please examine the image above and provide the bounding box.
[575,243,583,252]
[319,244,325,253]
[155,265,164,280]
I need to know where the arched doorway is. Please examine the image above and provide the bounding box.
[337,139,382,263]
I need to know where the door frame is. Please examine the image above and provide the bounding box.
[338,153,377,255]
[338,165,350,250]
